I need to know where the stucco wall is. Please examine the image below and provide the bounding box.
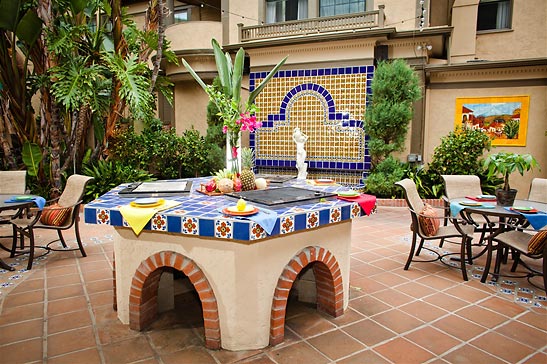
[424,83,547,197]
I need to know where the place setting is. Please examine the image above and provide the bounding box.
[505,205,547,230]
[120,197,182,235]
[221,198,277,234]
[336,190,377,216]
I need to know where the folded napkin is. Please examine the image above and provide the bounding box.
[337,194,376,216]
[120,200,181,235]
[220,207,278,235]
[465,195,496,202]
[504,207,547,230]
[5,196,46,210]
[450,201,495,217]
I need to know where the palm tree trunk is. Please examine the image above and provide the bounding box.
[0,94,17,169]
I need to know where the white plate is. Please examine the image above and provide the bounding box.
[134,198,160,205]
[226,205,255,213]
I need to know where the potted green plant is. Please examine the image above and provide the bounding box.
[484,152,539,206]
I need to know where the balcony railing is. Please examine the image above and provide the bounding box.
[238,7,384,42]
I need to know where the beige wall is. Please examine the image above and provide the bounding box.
[174,81,210,135]
[475,0,547,61]
[375,0,420,31]
[424,71,547,197]
[165,21,222,51]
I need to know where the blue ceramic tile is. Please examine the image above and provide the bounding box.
[278,70,284,77]
[312,69,317,76]
[167,215,181,232]
[319,209,330,225]
[318,69,324,76]
[199,219,214,237]
[345,67,352,73]
[332,68,337,75]
[294,214,306,231]
[305,70,310,76]
[111,211,123,226]
[84,209,96,224]
[298,70,304,76]
[367,66,374,73]
[352,66,359,73]
[233,222,250,240]
[342,205,351,220]
[325,69,331,75]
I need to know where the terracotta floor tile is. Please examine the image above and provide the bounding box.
[47,273,81,288]
[374,337,435,363]
[47,326,97,357]
[269,342,329,364]
[147,327,203,354]
[47,348,102,364]
[403,326,461,355]
[348,295,391,316]
[0,318,43,345]
[441,345,505,364]
[9,277,44,294]
[470,331,536,363]
[443,284,492,303]
[0,337,43,363]
[423,292,469,311]
[307,330,365,360]
[524,351,547,364]
[82,268,112,282]
[416,275,459,290]
[210,348,264,363]
[161,346,217,364]
[2,289,44,308]
[322,307,365,327]
[101,335,155,364]
[48,295,88,316]
[518,311,547,331]
[46,265,79,277]
[454,305,509,328]
[342,319,396,346]
[480,296,528,318]
[48,310,92,334]
[371,308,425,334]
[371,287,415,307]
[495,320,547,349]
[85,279,113,294]
[79,260,112,272]
[88,290,114,308]
[285,311,336,338]
[47,284,84,300]
[432,314,486,341]
[0,302,44,325]
[92,305,119,326]
[395,280,437,298]
[399,300,448,322]
[336,350,390,364]
[350,275,388,294]
[238,354,277,364]
[96,319,141,345]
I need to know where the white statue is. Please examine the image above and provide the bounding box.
[293,127,308,180]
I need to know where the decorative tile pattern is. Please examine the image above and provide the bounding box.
[250,65,374,186]
[84,177,365,242]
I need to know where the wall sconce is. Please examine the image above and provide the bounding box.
[416,44,432,51]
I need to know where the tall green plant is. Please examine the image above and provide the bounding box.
[364,59,421,168]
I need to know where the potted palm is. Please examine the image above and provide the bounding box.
[484,152,539,206]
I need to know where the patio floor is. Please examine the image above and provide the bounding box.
[0,206,546,363]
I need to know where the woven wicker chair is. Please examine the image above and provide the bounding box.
[10,174,93,270]
[395,179,475,281]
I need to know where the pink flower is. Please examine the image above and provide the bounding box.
[222,125,228,134]
[232,146,238,158]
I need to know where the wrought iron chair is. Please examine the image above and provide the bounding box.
[395,178,475,281]
[528,178,547,203]
[10,174,93,270]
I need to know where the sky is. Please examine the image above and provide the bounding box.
[463,102,521,117]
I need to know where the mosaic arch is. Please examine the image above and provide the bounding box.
[250,66,373,186]
[127,251,221,349]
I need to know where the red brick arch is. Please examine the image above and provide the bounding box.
[270,246,344,346]
[128,251,221,349]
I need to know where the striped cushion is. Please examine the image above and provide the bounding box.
[40,203,71,226]
[528,230,547,255]
[418,203,440,237]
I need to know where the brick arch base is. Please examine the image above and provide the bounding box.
[270,246,343,346]
[128,251,221,350]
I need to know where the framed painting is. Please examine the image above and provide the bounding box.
[454,96,530,146]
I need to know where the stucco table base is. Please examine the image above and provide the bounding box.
[113,220,351,351]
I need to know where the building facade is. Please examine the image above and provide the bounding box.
[126,0,546,193]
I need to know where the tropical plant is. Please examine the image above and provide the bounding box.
[363,59,421,168]
[484,152,539,191]
[182,38,287,172]
[503,119,520,139]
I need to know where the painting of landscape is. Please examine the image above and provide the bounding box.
[454,96,529,146]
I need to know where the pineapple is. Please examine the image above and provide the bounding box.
[240,147,256,191]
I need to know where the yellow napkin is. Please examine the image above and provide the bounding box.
[119,200,181,235]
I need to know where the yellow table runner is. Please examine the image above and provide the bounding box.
[119,200,181,235]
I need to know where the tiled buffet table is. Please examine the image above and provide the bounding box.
[84,177,371,350]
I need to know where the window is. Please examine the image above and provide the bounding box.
[174,8,189,23]
[266,0,308,23]
[477,0,511,31]
[320,0,365,17]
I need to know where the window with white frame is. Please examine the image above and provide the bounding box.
[477,0,512,31]
[266,0,308,23]
[320,0,365,17]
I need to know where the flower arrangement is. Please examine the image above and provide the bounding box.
[182,38,287,173]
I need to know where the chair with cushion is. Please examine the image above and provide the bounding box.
[490,225,547,291]
[395,178,475,280]
[441,174,494,252]
[528,178,547,203]
[10,174,93,270]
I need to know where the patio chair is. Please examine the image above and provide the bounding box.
[0,171,27,241]
[441,175,494,253]
[490,223,547,291]
[10,174,93,270]
[528,178,547,203]
[395,179,475,281]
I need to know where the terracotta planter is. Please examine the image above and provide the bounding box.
[495,188,517,206]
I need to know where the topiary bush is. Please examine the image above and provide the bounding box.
[364,156,406,197]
